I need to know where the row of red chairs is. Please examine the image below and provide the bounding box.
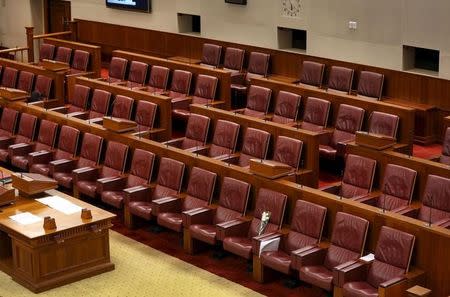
[39,43,90,74]
[0,65,52,98]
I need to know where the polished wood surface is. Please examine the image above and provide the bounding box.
[355,131,396,150]
[407,285,432,297]
[103,116,137,133]
[168,56,201,65]
[0,87,29,101]
[11,173,58,196]
[40,59,70,72]
[249,159,293,179]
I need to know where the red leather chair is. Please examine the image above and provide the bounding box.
[355,164,416,212]
[221,188,287,260]
[294,212,369,292]
[0,108,19,138]
[50,133,103,189]
[73,141,129,198]
[172,74,218,114]
[87,89,112,120]
[200,43,222,68]
[126,61,148,88]
[29,126,80,176]
[335,226,415,297]
[194,119,240,158]
[127,157,185,222]
[33,75,53,100]
[52,84,90,114]
[257,200,326,280]
[271,91,301,125]
[222,127,271,167]
[236,85,272,119]
[133,100,157,138]
[68,50,90,74]
[0,113,37,163]
[1,67,18,88]
[111,95,134,119]
[143,66,170,93]
[54,46,72,63]
[327,66,354,94]
[319,104,365,160]
[155,167,217,232]
[299,61,325,88]
[297,97,331,132]
[39,43,55,61]
[185,177,251,250]
[357,71,384,100]
[223,47,245,75]
[10,119,58,170]
[368,111,399,139]
[16,71,35,93]
[164,114,210,150]
[101,149,155,209]
[322,154,376,199]
[165,70,192,100]
[107,57,128,83]
[439,127,450,165]
[272,136,303,170]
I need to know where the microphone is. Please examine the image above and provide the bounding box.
[227,148,232,166]
[382,195,386,213]
[428,194,433,227]
[299,159,304,188]
[339,169,344,200]
[136,114,142,140]
[367,112,373,135]
[109,96,118,120]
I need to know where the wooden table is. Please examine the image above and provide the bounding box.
[168,56,202,64]
[0,174,115,293]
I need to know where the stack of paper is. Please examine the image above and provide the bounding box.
[10,212,42,225]
[37,196,82,215]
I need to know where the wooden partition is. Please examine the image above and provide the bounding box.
[1,100,449,297]
[43,37,102,77]
[112,50,232,109]
[67,76,172,140]
[190,104,320,187]
[0,57,65,102]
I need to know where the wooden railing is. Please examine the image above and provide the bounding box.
[0,47,28,62]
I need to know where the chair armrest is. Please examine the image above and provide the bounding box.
[65,71,95,78]
[434,218,450,228]
[252,232,283,256]
[290,245,319,269]
[188,145,210,155]
[216,153,240,164]
[354,194,381,206]
[72,166,99,183]
[216,218,252,241]
[68,111,89,119]
[395,205,420,218]
[8,143,33,157]
[336,141,351,156]
[379,276,406,288]
[162,138,184,148]
[48,158,76,174]
[230,73,246,85]
[171,97,192,110]
[96,176,127,192]
[28,150,53,166]
[320,182,341,195]
[232,108,245,114]
[124,185,153,203]
[427,155,441,162]
[292,246,327,271]
[151,196,182,216]
[318,129,333,145]
[0,136,14,149]
[182,207,215,227]
[334,260,370,287]
[88,117,104,124]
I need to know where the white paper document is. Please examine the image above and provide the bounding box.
[259,237,281,256]
[10,212,42,225]
[36,196,82,215]
[360,253,375,262]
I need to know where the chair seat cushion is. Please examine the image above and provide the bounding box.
[242,109,265,119]
[223,236,253,259]
[299,265,333,292]
[260,250,291,274]
[29,163,50,176]
[101,191,125,209]
[343,281,378,297]
[189,224,217,245]
[157,212,183,232]
[319,144,337,160]
[129,201,153,220]
[76,180,97,198]
[53,172,73,188]
[11,155,29,170]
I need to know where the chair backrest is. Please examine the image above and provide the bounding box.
[300,61,325,87]
[71,50,89,71]
[215,177,251,224]
[102,141,129,176]
[357,71,384,100]
[69,84,90,111]
[239,128,271,166]
[78,133,103,167]
[16,71,35,93]
[418,175,450,223]
[248,188,287,237]
[39,43,55,60]
[334,104,365,133]
[328,66,354,93]
[55,126,80,160]
[15,113,37,144]
[183,114,210,147]
[193,74,218,100]
[245,85,272,113]
[247,52,270,79]
[223,47,245,72]
[0,108,19,137]
[1,67,18,88]
[441,127,450,165]
[201,43,222,68]
[35,119,58,151]
[184,167,217,209]
[128,61,148,85]
[54,46,72,63]
[169,70,192,95]
[342,154,376,198]
[148,65,170,90]
[135,100,157,129]
[379,164,417,210]
[112,95,134,119]
[127,149,155,187]
[109,57,128,80]
[285,200,327,252]
[368,111,399,139]
[33,75,53,98]
[90,89,112,118]
[302,97,331,129]
[324,212,369,270]
[367,226,415,288]
[272,136,303,169]
[209,119,240,157]
[156,157,185,192]
[273,91,301,124]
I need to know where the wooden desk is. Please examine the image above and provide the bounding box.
[40,59,70,72]
[0,185,115,293]
[407,285,431,297]
[168,56,201,65]
[0,87,29,101]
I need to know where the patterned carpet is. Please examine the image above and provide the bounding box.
[0,231,262,297]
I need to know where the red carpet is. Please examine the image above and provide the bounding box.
[413,143,442,159]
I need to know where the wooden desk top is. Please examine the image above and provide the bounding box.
[168,56,202,65]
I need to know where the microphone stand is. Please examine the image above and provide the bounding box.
[428,194,433,227]
[339,169,344,200]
